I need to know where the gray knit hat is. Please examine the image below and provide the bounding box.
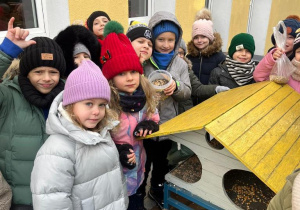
[73,43,91,58]
[179,39,187,54]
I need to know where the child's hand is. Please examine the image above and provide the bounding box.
[133,120,159,138]
[6,17,36,49]
[127,149,136,165]
[272,48,284,60]
[164,79,176,96]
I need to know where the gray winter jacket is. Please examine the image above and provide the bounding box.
[31,92,128,210]
[144,11,191,137]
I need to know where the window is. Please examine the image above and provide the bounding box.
[0,0,69,42]
[128,0,153,25]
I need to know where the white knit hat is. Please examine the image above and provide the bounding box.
[192,19,214,42]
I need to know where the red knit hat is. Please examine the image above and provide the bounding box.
[101,21,143,80]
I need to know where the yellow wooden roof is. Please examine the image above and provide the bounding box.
[147,81,300,193]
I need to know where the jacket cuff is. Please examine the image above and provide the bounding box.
[0,38,23,58]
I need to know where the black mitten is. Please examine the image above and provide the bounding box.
[133,120,159,137]
[116,144,136,169]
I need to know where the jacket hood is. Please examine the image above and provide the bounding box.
[46,91,118,145]
[187,32,223,57]
[148,11,183,53]
[54,25,101,78]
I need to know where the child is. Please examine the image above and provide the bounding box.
[254,29,300,93]
[142,11,191,209]
[31,60,129,209]
[55,24,101,77]
[86,11,111,46]
[101,21,160,210]
[0,17,66,208]
[186,7,225,92]
[209,33,256,88]
[126,22,154,64]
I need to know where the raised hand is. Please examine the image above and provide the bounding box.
[6,17,36,49]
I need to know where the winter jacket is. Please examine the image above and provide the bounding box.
[143,11,191,135]
[254,49,300,93]
[209,63,255,89]
[0,75,48,206]
[267,169,300,210]
[31,92,128,210]
[186,33,225,86]
[179,57,217,113]
[0,50,13,78]
[111,106,159,196]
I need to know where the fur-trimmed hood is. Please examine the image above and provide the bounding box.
[54,25,101,78]
[187,32,223,57]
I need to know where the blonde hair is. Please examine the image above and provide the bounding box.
[109,75,158,118]
[64,103,119,132]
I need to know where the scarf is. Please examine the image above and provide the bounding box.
[152,50,174,70]
[226,55,256,86]
[18,75,64,109]
[292,58,300,81]
[119,86,146,113]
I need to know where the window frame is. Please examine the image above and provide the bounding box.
[128,0,153,25]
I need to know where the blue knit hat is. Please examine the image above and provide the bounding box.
[271,17,300,45]
[153,21,179,41]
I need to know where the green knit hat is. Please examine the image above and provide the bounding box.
[228,33,255,58]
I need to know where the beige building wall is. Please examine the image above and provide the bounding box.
[68,0,129,30]
[265,0,300,54]
[175,0,206,44]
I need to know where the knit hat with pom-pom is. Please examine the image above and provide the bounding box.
[100,21,143,80]
[192,7,214,42]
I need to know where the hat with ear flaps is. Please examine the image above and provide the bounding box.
[100,21,143,80]
[54,25,101,78]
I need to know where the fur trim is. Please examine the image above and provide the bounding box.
[187,32,223,57]
[55,25,101,78]
[2,59,20,80]
[195,8,212,21]
[183,56,193,71]
[286,15,300,22]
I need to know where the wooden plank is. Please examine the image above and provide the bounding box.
[266,138,300,192]
[205,82,282,135]
[146,81,271,138]
[209,85,294,148]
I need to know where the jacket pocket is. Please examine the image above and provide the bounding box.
[81,197,95,210]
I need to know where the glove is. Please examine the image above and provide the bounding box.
[115,144,136,169]
[215,86,230,93]
[133,120,159,137]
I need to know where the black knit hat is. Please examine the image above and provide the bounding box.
[126,24,154,45]
[19,37,66,76]
[87,11,111,31]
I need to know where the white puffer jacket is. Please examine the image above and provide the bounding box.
[31,92,128,210]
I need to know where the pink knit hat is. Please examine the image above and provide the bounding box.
[192,19,214,42]
[63,60,110,106]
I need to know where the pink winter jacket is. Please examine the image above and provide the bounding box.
[111,107,159,196]
[253,49,300,93]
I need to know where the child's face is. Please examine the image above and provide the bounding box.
[295,48,300,62]
[74,52,91,66]
[193,35,209,50]
[27,66,60,94]
[284,35,295,54]
[232,49,252,63]
[178,47,185,58]
[131,37,153,62]
[93,16,109,39]
[73,98,107,129]
[112,70,140,95]
[155,32,176,54]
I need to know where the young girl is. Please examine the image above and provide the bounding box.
[186,8,225,104]
[31,60,129,210]
[86,10,111,46]
[254,31,300,93]
[101,21,160,210]
[55,24,101,77]
[142,11,191,209]
[126,22,154,64]
[209,33,256,88]
[0,17,65,209]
